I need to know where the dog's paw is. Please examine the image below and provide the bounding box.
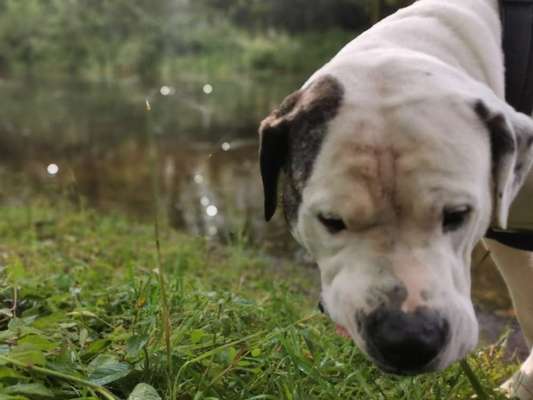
[499,371,533,400]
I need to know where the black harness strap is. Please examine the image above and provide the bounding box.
[486,228,533,251]
[500,0,533,113]
[486,0,533,251]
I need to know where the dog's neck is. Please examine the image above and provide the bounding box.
[407,0,505,97]
[328,0,506,97]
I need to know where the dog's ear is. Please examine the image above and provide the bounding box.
[474,99,533,229]
[259,75,344,221]
[259,90,301,221]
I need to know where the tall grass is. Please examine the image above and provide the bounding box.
[146,97,174,395]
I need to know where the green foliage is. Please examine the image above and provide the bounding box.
[0,0,201,81]
[198,0,370,32]
[241,30,355,75]
[0,201,520,399]
[128,383,161,400]
[0,0,412,82]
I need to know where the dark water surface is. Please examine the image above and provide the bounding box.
[0,78,525,356]
[0,78,300,255]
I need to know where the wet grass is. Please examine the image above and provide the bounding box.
[0,201,519,399]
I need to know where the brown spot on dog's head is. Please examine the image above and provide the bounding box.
[259,75,344,222]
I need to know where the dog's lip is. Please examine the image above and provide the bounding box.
[335,324,351,338]
[318,300,351,338]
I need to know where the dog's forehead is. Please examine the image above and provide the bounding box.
[302,93,491,215]
[323,86,490,169]
[282,67,493,226]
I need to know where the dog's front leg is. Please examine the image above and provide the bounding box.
[486,239,533,399]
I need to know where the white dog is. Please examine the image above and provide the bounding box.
[259,0,533,398]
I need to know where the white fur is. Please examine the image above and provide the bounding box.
[289,0,533,396]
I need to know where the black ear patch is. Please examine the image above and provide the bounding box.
[258,90,302,221]
[258,75,344,221]
[259,112,293,221]
[473,96,533,229]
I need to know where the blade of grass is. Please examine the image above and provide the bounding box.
[146,98,173,388]
[461,359,489,400]
[173,314,319,392]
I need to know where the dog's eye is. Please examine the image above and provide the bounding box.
[318,214,347,234]
[442,205,472,233]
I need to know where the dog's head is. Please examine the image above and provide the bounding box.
[259,59,533,375]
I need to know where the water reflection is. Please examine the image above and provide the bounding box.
[203,84,213,95]
[164,139,292,251]
[206,205,218,217]
[47,163,59,176]
[221,142,231,151]
[193,174,204,184]
[160,86,175,96]
[0,77,298,254]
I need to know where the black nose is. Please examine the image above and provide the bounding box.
[363,307,449,374]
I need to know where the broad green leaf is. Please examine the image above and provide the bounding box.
[216,346,237,365]
[70,397,99,400]
[71,398,99,400]
[7,320,25,332]
[0,331,15,342]
[17,335,57,352]
[127,383,161,400]
[0,394,29,400]
[31,313,64,330]
[126,334,149,359]
[4,383,53,397]
[17,316,37,327]
[83,339,111,356]
[0,367,25,381]
[7,318,38,335]
[46,353,82,377]
[190,329,205,344]
[8,349,46,367]
[87,355,130,386]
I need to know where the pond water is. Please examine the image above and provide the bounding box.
[0,78,524,356]
[0,77,301,256]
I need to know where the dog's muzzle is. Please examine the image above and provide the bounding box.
[362,306,450,375]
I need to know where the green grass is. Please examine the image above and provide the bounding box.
[0,201,519,399]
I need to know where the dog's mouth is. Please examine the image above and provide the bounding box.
[335,324,351,338]
[319,300,352,339]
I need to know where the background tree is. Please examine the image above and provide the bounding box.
[0,0,413,81]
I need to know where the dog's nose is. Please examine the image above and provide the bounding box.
[363,307,449,374]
